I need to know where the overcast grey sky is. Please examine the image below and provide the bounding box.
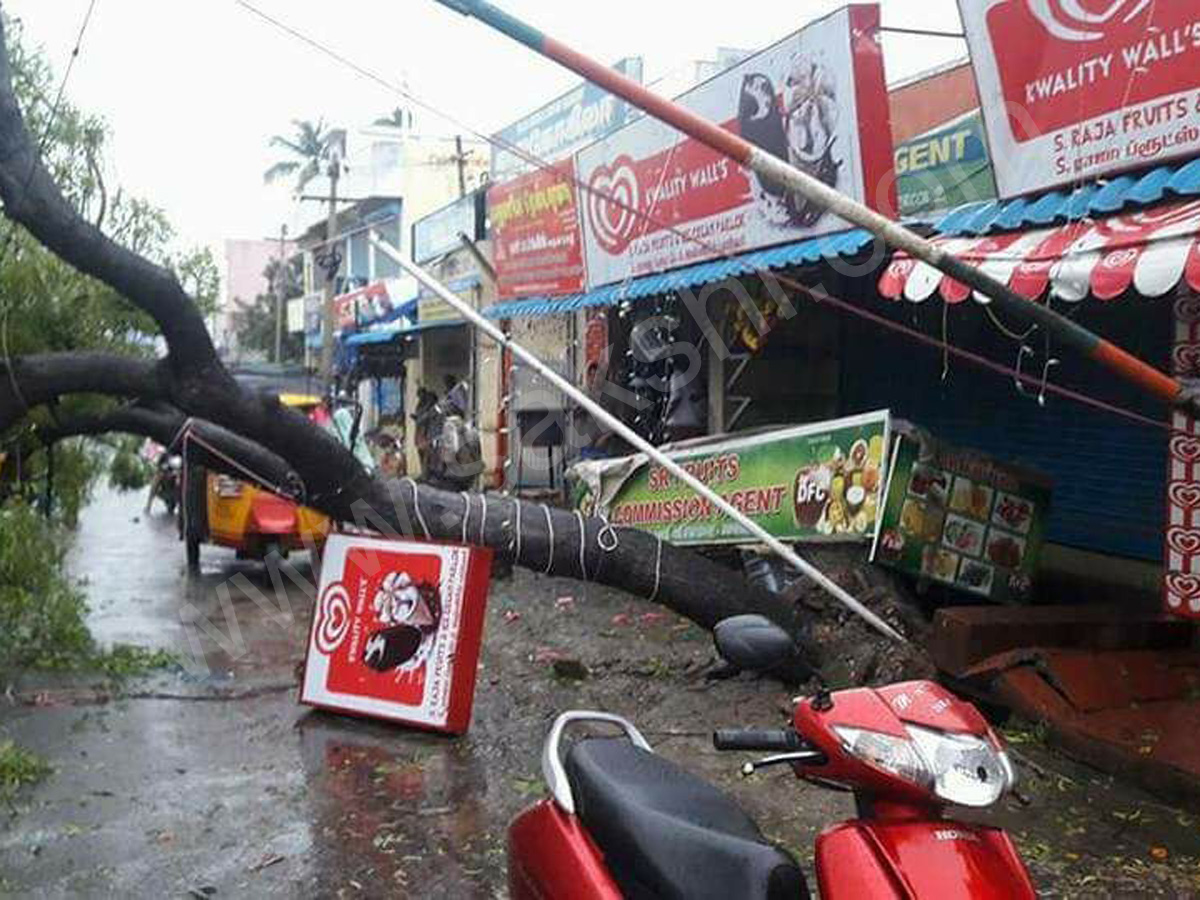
[5,0,964,255]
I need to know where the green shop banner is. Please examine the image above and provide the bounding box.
[578,411,891,546]
[894,110,997,217]
[870,425,1052,603]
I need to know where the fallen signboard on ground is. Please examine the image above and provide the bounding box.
[871,424,1052,604]
[573,411,891,547]
[301,534,492,734]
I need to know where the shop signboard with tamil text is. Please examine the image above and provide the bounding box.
[578,411,891,547]
[871,424,1052,604]
[490,57,644,183]
[489,159,588,298]
[576,5,894,288]
[960,1,1200,198]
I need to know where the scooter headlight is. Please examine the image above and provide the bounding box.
[833,724,1014,807]
[906,724,1014,808]
[832,726,933,792]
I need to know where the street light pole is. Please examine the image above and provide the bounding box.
[273,223,288,364]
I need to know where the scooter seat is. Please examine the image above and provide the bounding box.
[565,737,809,900]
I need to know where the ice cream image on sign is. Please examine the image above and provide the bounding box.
[738,59,842,229]
[363,571,442,674]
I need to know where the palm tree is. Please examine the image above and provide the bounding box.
[263,119,345,194]
[264,119,347,379]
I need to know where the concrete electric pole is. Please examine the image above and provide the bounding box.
[273,223,288,364]
[319,133,346,384]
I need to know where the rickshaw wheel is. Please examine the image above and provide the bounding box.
[186,536,200,573]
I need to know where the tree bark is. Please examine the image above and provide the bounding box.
[0,353,165,432]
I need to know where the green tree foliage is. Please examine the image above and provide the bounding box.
[0,18,217,513]
[0,502,91,671]
[229,257,304,361]
[0,20,206,678]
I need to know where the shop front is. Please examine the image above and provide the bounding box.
[407,191,497,484]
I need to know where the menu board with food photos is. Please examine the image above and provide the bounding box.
[870,425,1051,603]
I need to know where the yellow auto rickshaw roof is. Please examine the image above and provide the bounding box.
[279,393,323,409]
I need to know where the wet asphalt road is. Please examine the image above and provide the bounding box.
[5,485,1200,898]
[0,486,514,898]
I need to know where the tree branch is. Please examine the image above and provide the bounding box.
[40,404,302,494]
[0,12,218,372]
[0,352,166,431]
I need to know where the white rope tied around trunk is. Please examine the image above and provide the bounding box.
[370,232,906,644]
[513,497,522,564]
[542,504,555,574]
[478,494,488,545]
[596,514,620,552]
[574,509,588,579]
[649,537,664,602]
[403,477,431,540]
[460,491,471,543]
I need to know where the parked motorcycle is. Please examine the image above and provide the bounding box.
[508,615,1035,899]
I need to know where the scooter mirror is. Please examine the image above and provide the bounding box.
[713,615,796,673]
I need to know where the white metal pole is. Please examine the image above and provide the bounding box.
[370,231,905,644]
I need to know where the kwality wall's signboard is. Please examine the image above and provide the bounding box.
[489,159,588,298]
[961,1,1200,198]
[576,5,894,288]
[894,110,998,216]
[490,57,645,183]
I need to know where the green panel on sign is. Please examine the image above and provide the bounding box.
[895,111,997,216]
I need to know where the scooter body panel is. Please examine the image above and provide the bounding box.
[508,800,622,900]
[816,820,1036,900]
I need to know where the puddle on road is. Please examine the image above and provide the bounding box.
[66,484,321,688]
[296,712,504,896]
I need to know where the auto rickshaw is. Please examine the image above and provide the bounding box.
[182,394,371,571]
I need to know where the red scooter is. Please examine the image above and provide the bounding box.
[508,616,1036,899]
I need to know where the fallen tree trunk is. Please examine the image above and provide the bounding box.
[0,8,832,663]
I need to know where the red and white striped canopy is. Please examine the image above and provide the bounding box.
[878,199,1200,305]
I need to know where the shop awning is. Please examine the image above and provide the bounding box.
[343,319,464,348]
[879,198,1200,304]
[482,229,876,319]
[932,159,1200,237]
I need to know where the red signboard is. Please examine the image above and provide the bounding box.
[332,281,393,332]
[300,535,492,734]
[577,5,894,287]
[961,1,1200,197]
[489,159,588,299]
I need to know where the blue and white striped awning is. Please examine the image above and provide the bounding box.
[933,159,1200,237]
[483,229,875,320]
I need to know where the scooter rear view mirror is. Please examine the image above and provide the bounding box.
[713,615,796,673]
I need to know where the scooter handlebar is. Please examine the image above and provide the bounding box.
[713,728,805,752]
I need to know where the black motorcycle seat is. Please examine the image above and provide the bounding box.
[564,737,810,900]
